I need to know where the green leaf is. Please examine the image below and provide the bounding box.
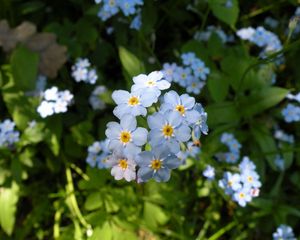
[220,49,256,91]
[118,46,145,80]
[208,0,239,28]
[206,101,240,127]
[0,182,19,236]
[251,125,277,170]
[71,121,94,147]
[239,87,289,117]
[207,72,229,102]
[11,46,39,91]
[45,116,63,156]
[143,202,169,229]
[84,192,103,211]
[89,223,112,240]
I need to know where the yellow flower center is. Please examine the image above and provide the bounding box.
[146,80,156,87]
[128,96,139,106]
[120,131,131,144]
[162,124,174,137]
[192,83,197,88]
[109,0,115,6]
[118,159,128,170]
[247,176,253,182]
[228,181,232,187]
[151,159,162,170]
[175,104,185,115]
[181,73,187,79]
[239,193,245,199]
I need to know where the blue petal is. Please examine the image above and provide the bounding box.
[166,111,182,127]
[180,94,195,109]
[153,168,171,182]
[167,139,180,153]
[138,167,154,182]
[131,105,147,116]
[132,127,148,146]
[149,129,164,146]
[147,113,164,129]
[164,155,181,169]
[112,90,130,104]
[185,110,201,124]
[136,151,153,166]
[164,90,180,106]
[120,114,137,131]
[124,143,141,155]
[140,91,158,107]
[175,125,191,142]
[105,122,121,139]
[113,104,130,118]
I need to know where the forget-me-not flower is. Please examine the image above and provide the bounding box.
[136,146,181,182]
[105,114,148,154]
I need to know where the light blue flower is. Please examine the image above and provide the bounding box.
[105,114,148,154]
[186,141,201,157]
[224,0,233,8]
[131,71,170,97]
[130,11,142,30]
[192,103,208,139]
[147,110,191,154]
[173,66,192,87]
[274,154,285,171]
[236,27,255,40]
[136,146,181,182]
[0,119,20,148]
[227,139,241,153]
[239,156,256,172]
[106,149,136,181]
[282,103,300,122]
[273,224,296,240]
[220,132,234,144]
[218,172,242,195]
[191,59,210,80]
[112,89,156,118]
[162,63,178,82]
[233,188,252,207]
[186,78,205,95]
[224,152,239,163]
[160,90,200,124]
[240,170,261,189]
[203,165,215,180]
[103,0,119,15]
[181,52,197,66]
[119,0,142,16]
[274,128,294,144]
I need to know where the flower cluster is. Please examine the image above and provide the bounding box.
[86,140,110,169]
[219,156,261,207]
[203,165,215,180]
[194,25,234,43]
[216,132,241,164]
[274,127,294,144]
[0,119,20,148]
[281,103,300,123]
[273,224,296,240]
[89,85,107,110]
[71,58,98,84]
[103,71,208,182]
[162,52,210,95]
[96,0,143,29]
[37,87,74,118]
[236,26,283,64]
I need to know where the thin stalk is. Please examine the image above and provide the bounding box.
[207,221,237,240]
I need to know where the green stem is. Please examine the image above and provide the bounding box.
[207,221,237,240]
[65,167,91,230]
[70,163,90,181]
[196,220,210,240]
[53,207,62,239]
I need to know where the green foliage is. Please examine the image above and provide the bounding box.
[0,182,19,236]
[0,0,300,239]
